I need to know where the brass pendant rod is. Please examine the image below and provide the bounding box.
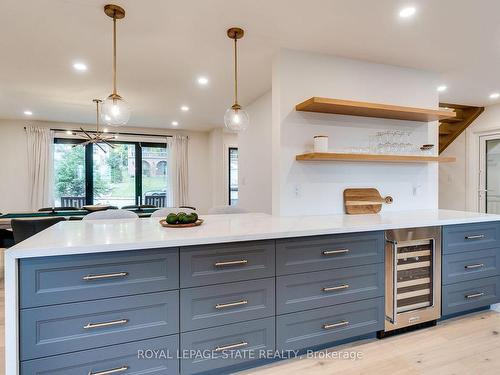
[112,15,117,96]
[96,100,100,133]
[234,38,238,106]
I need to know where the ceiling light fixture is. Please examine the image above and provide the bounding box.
[73,62,88,72]
[181,105,189,112]
[101,4,131,126]
[399,7,416,18]
[491,93,500,99]
[73,99,116,152]
[23,110,33,116]
[224,27,249,132]
[171,121,179,126]
[437,85,447,92]
[197,77,209,85]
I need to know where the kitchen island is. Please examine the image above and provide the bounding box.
[5,209,500,374]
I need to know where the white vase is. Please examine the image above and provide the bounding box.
[313,136,328,152]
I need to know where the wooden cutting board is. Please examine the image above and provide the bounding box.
[343,188,393,214]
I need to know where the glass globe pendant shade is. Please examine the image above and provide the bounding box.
[224,105,249,132]
[101,94,131,126]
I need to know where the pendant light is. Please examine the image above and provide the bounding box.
[224,27,249,132]
[73,99,115,153]
[101,4,131,126]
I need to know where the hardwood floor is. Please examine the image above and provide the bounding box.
[0,280,497,375]
[241,311,500,375]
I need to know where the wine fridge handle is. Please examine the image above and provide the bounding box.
[392,240,397,324]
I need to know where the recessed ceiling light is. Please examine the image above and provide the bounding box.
[399,7,416,18]
[171,121,179,126]
[437,85,447,92]
[65,130,72,135]
[73,62,87,72]
[103,128,109,133]
[490,93,500,99]
[197,77,209,85]
[23,110,33,116]
[180,106,189,112]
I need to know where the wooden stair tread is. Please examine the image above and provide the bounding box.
[438,103,484,154]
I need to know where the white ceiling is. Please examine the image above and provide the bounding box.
[1,0,500,131]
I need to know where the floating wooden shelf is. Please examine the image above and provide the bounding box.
[296,97,457,122]
[296,152,456,163]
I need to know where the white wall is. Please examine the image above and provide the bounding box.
[238,91,272,213]
[272,49,440,216]
[208,128,238,208]
[439,132,467,210]
[0,119,212,213]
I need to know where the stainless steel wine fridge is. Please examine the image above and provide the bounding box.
[382,226,441,334]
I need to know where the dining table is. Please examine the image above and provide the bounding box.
[0,208,157,230]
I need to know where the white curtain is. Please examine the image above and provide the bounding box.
[25,126,54,210]
[166,135,189,206]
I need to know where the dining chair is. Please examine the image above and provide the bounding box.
[11,217,67,244]
[150,207,196,218]
[208,205,248,214]
[82,209,139,221]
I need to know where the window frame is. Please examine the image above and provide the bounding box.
[228,147,239,206]
[54,138,168,206]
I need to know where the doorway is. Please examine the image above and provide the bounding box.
[479,133,500,213]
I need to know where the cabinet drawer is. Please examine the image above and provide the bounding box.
[20,290,179,360]
[276,232,384,276]
[443,222,500,254]
[180,240,275,287]
[442,276,500,316]
[443,248,500,285]
[276,298,383,351]
[181,278,275,332]
[277,263,384,314]
[21,335,179,375]
[20,248,179,308]
[180,317,275,375]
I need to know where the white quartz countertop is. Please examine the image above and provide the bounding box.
[6,209,500,259]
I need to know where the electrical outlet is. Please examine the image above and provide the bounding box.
[294,184,301,198]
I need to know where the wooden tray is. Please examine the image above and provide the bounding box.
[159,219,204,228]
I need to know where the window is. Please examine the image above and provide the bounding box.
[93,143,136,207]
[53,138,168,208]
[228,147,239,205]
[53,142,86,207]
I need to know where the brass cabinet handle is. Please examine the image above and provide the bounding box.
[322,320,349,330]
[83,272,128,281]
[465,292,485,299]
[215,300,248,310]
[322,284,350,292]
[214,341,248,352]
[214,259,248,267]
[465,234,485,240]
[88,366,129,375]
[465,264,485,269]
[322,249,349,256]
[84,319,129,330]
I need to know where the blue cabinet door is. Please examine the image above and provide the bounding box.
[181,278,275,332]
[276,298,384,351]
[180,240,275,287]
[276,263,384,314]
[21,335,179,375]
[276,231,384,276]
[20,247,179,308]
[20,290,179,360]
